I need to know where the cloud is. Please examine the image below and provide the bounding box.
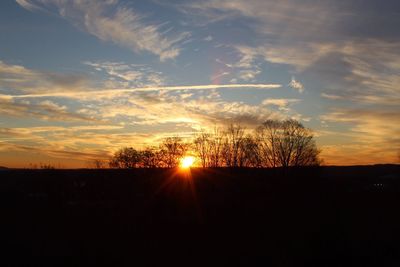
[229,40,400,98]
[0,125,123,136]
[184,0,399,42]
[183,0,400,107]
[288,77,304,93]
[307,40,400,106]
[321,93,343,100]
[204,35,213,41]
[211,72,230,82]
[16,0,43,12]
[81,87,286,128]
[0,97,97,122]
[231,43,337,73]
[216,46,262,82]
[0,60,90,93]
[239,69,261,81]
[319,108,400,164]
[215,58,233,68]
[0,60,281,101]
[180,99,283,128]
[320,144,398,166]
[0,60,284,142]
[16,0,190,61]
[0,141,111,165]
[3,83,281,100]
[262,98,300,111]
[84,61,165,87]
[0,123,157,167]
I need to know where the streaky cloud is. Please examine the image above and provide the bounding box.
[3,83,282,99]
[15,0,189,61]
[15,0,44,12]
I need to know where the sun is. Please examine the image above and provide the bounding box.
[180,156,195,169]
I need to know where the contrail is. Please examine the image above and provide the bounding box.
[1,83,281,99]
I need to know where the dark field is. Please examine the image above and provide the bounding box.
[1,166,400,266]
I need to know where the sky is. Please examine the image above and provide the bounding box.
[0,0,399,167]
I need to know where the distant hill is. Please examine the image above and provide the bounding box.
[0,166,8,170]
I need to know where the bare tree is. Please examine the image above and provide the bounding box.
[256,120,280,167]
[139,147,160,168]
[209,126,224,167]
[39,163,56,169]
[257,119,320,168]
[159,137,189,168]
[223,124,245,167]
[193,131,212,168]
[239,135,262,167]
[109,147,141,168]
[108,119,320,169]
[90,159,107,169]
[193,126,225,167]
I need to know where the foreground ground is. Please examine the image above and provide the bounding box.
[1,165,399,266]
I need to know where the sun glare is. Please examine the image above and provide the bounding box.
[180,156,195,169]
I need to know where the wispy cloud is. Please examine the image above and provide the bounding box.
[211,71,230,82]
[84,61,165,87]
[319,108,400,164]
[0,97,98,122]
[262,98,300,111]
[321,93,343,100]
[0,60,281,101]
[0,60,90,93]
[230,43,336,74]
[0,60,285,142]
[16,0,44,12]
[183,0,398,42]
[216,46,262,83]
[3,83,281,99]
[215,58,233,68]
[183,0,400,106]
[16,0,190,61]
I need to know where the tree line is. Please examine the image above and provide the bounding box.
[104,119,321,169]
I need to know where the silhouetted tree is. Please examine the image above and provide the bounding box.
[88,159,107,169]
[109,119,320,169]
[222,124,245,167]
[239,135,262,167]
[256,120,281,167]
[208,126,224,167]
[159,137,189,168]
[193,131,212,168]
[39,163,56,169]
[139,147,160,168]
[109,147,141,168]
[257,119,320,167]
[193,126,225,167]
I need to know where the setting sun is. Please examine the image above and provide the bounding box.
[180,156,195,169]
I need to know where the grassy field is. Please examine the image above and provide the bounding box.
[1,166,399,266]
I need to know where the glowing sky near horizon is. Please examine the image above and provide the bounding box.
[0,0,399,167]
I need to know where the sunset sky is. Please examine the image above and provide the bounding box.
[1,0,399,167]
